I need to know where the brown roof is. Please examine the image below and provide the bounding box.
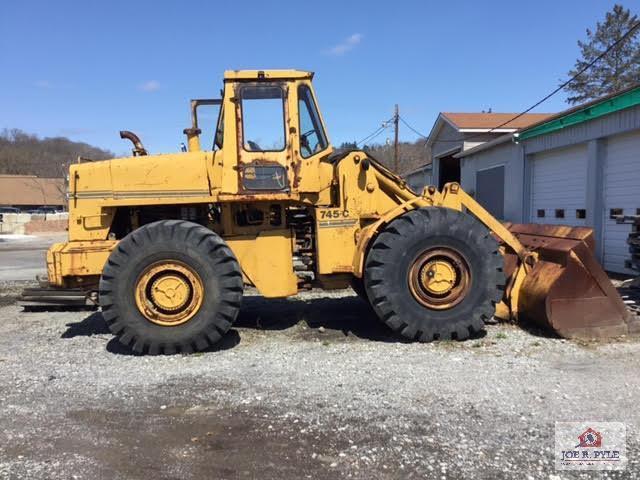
[0,175,65,206]
[441,112,554,130]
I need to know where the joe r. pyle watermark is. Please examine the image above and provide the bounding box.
[555,422,626,471]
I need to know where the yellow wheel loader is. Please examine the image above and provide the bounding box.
[22,70,636,354]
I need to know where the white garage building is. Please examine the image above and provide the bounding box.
[457,85,640,274]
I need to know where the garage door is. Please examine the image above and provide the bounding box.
[530,144,588,226]
[476,165,505,219]
[603,130,640,273]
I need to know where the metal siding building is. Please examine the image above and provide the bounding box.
[405,166,432,193]
[404,112,552,195]
[459,137,524,221]
[458,86,640,273]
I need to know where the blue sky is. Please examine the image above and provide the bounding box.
[1,0,638,155]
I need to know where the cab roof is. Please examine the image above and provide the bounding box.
[223,69,314,81]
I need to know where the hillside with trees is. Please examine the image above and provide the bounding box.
[338,139,429,175]
[0,129,114,179]
[0,127,428,180]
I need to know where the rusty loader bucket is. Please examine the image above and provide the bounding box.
[501,224,633,339]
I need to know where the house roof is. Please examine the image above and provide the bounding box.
[404,112,554,177]
[516,83,640,141]
[0,175,65,206]
[441,112,554,131]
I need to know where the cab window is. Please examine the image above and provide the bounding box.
[214,108,224,150]
[240,86,286,152]
[298,85,328,158]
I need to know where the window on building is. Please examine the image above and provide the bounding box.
[610,208,623,219]
[555,209,565,219]
[240,86,286,152]
[576,209,586,219]
[537,209,545,218]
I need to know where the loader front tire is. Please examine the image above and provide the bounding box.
[364,207,505,342]
[99,220,243,354]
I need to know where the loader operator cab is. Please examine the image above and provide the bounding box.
[185,70,332,195]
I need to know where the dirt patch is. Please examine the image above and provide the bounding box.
[55,405,361,480]
[0,280,36,307]
[0,296,17,307]
[0,395,548,480]
[236,293,403,344]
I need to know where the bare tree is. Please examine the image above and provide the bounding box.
[364,139,429,174]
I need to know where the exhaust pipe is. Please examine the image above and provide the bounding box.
[119,130,148,156]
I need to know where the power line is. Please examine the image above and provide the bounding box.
[399,116,428,138]
[356,126,385,146]
[359,125,388,146]
[356,116,394,146]
[483,18,640,136]
[398,18,640,144]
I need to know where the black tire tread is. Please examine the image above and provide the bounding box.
[99,220,243,355]
[364,207,506,342]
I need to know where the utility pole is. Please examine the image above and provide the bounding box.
[393,104,399,173]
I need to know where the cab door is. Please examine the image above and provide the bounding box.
[235,83,292,193]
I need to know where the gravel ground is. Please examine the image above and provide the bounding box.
[0,288,639,479]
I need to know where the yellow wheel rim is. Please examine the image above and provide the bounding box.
[420,259,457,295]
[408,248,471,310]
[135,261,204,326]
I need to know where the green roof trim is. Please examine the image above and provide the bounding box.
[516,86,640,142]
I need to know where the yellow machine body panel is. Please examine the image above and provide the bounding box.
[67,151,216,240]
[47,240,117,287]
[226,229,298,298]
[108,152,212,200]
[315,208,359,274]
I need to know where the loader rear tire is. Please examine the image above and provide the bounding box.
[99,220,243,354]
[364,207,505,342]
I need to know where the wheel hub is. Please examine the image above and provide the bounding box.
[408,248,471,310]
[150,274,191,312]
[420,259,457,295]
[135,261,204,326]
